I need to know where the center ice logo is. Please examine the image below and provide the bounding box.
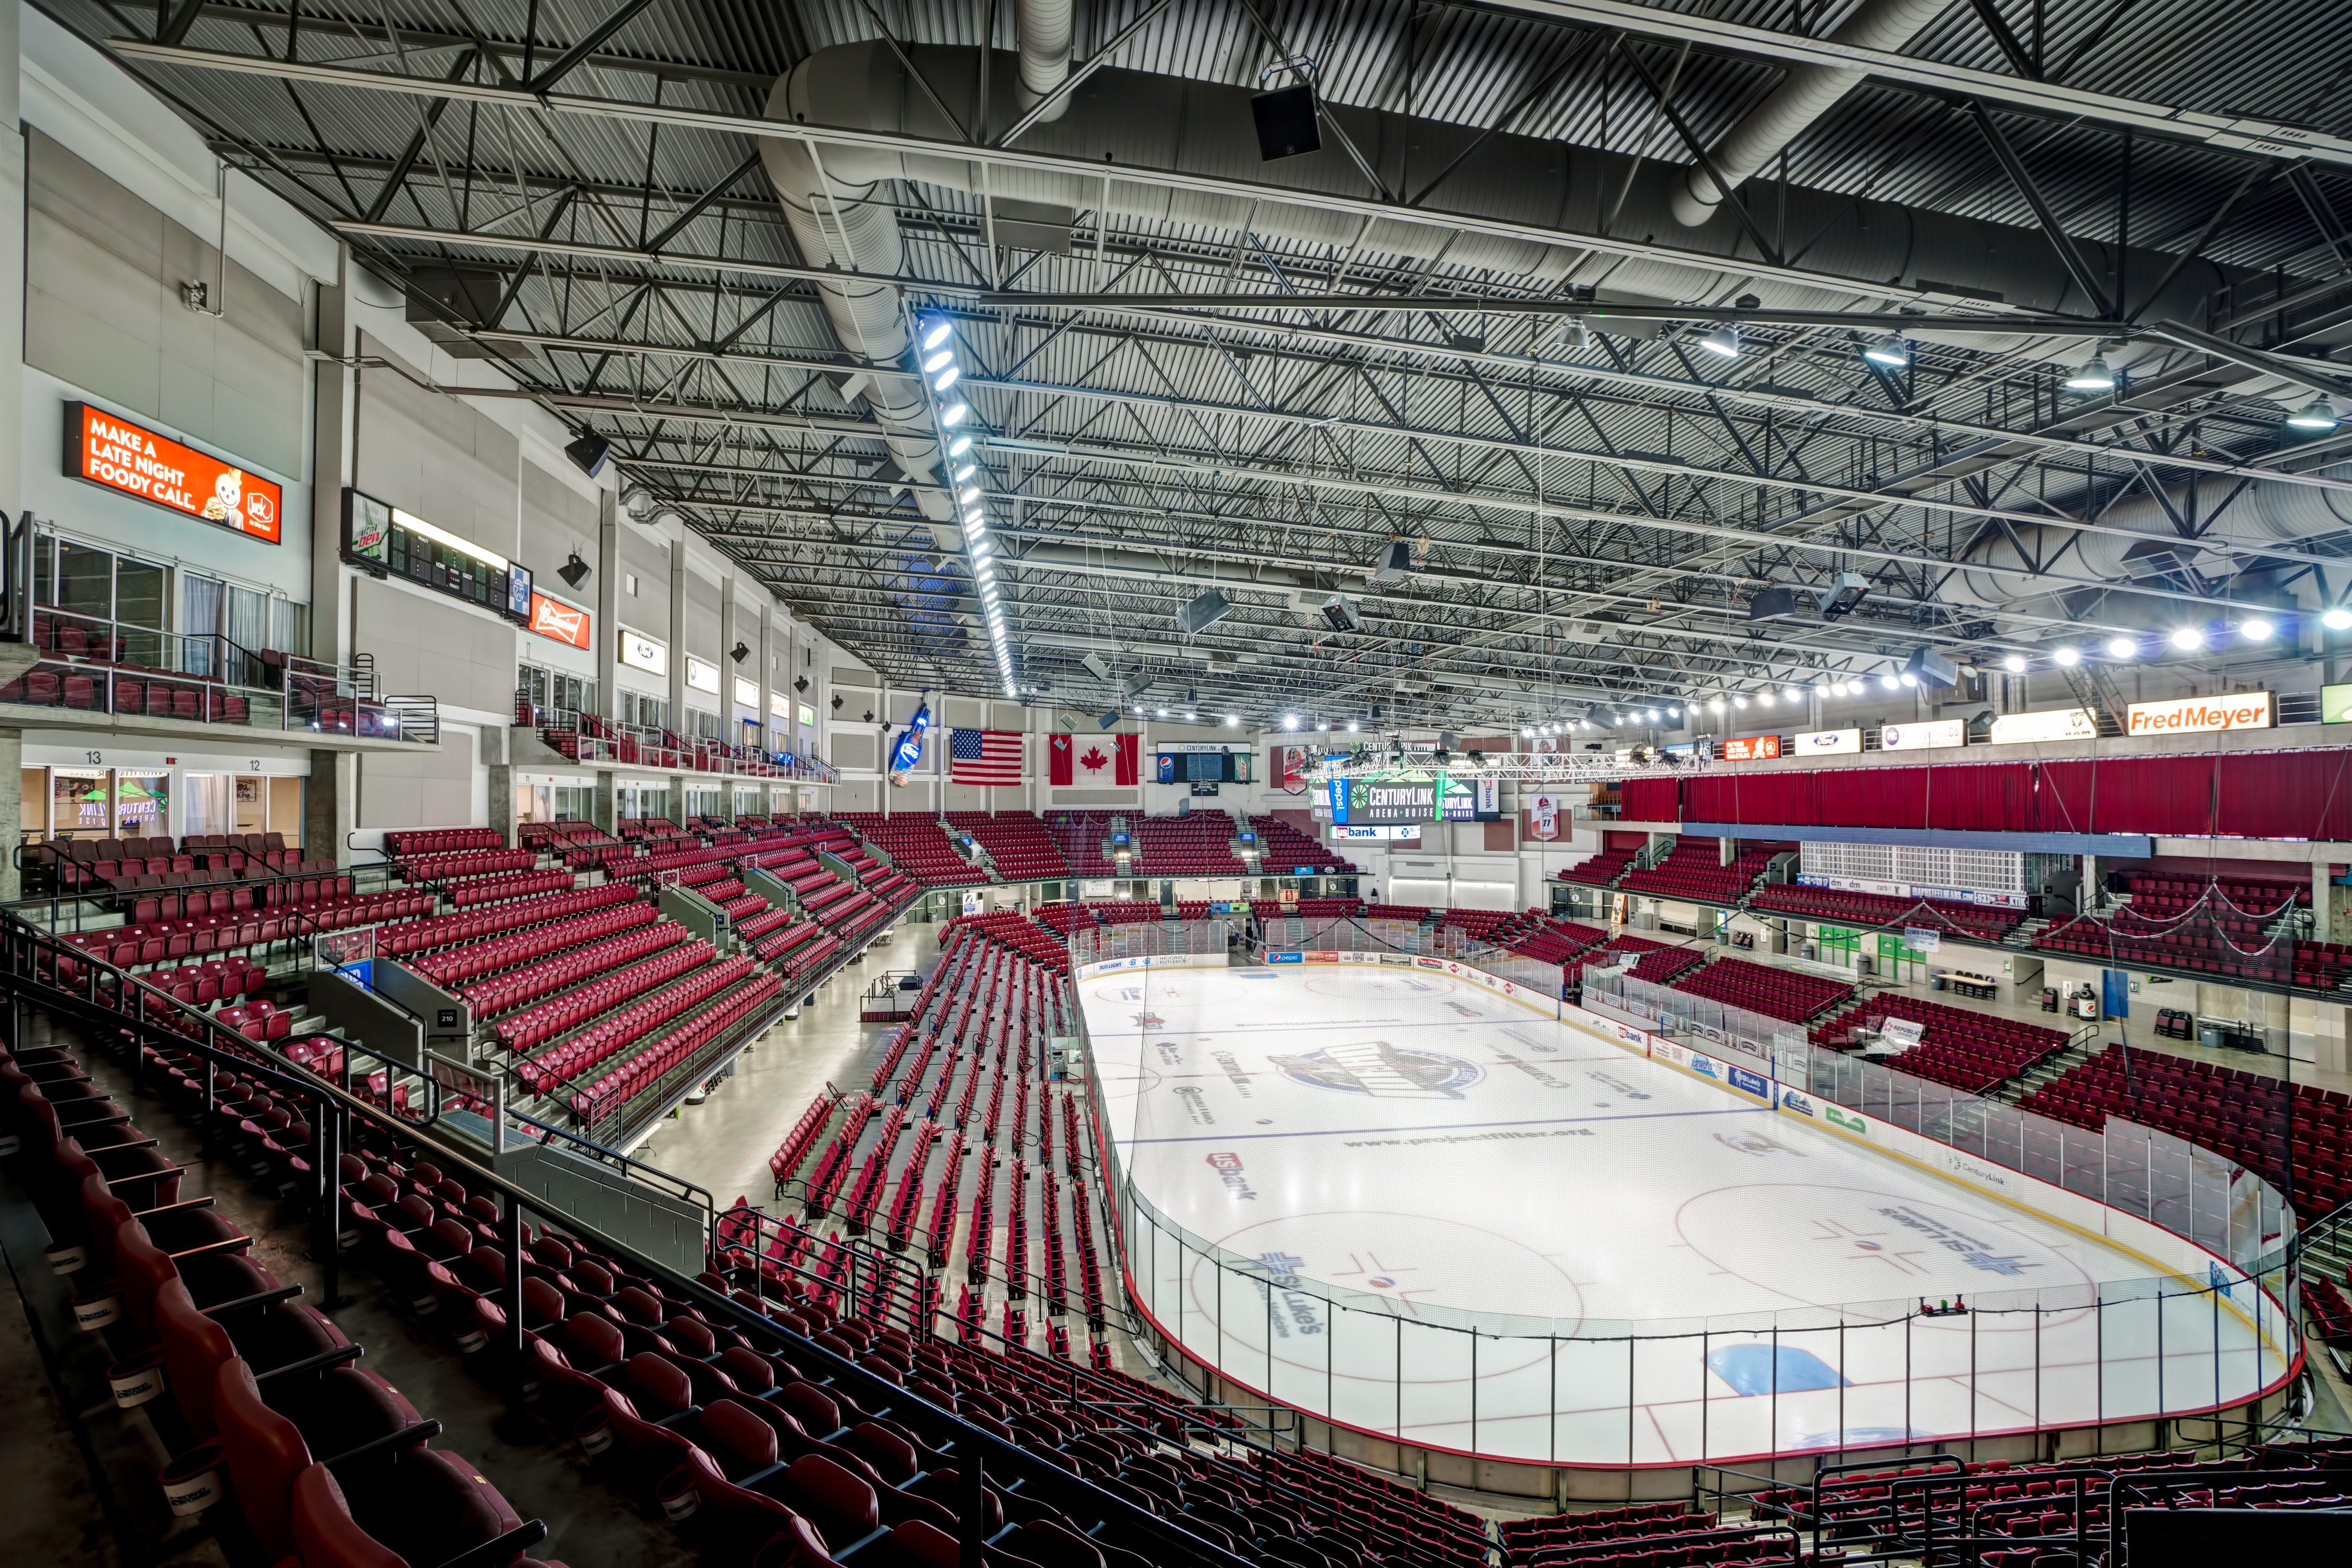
[1270,1040,1484,1100]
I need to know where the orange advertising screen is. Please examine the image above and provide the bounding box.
[66,402,283,544]
[527,590,592,649]
[1722,735,1782,762]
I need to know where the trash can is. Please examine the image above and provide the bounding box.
[1801,942,1818,961]
[2197,1020,2224,1051]
[1929,974,1946,991]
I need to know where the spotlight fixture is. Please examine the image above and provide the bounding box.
[1346,720,1360,732]
[2168,626,2205,651]
[2064,356,2116,393]
[2053,646,2081,666]
[1707,698,1725,713]
[1863,334,1911,368]
[921,319,955,351]
[2327,608,2352,631]
[1899,672,1918,687]
[556,552,590,589]
[1282,714,1300,730]
[947,435,973,456]
[2002,654,2026,673]
[952,463,977,482]
[1732,695,1749,709]
[1757,691,1775,707]
[941,403,969,425]
[1315,720,1330,732]
[2105,635,2138,658]
[1782,687,1803,703]
[1647,709,1662,722]
[1698,324,1740,358]
[932,366,961,392]
[2287,397,2340,431]
[923,350,955,374]
[1225,714,1238,726]
[1183,711,1196,721]
[563,431,610,477]
[2240,618,2275,641]
[1879,674,1901,691]
[730,641,750,664]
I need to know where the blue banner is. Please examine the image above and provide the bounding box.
[889,700,932,773]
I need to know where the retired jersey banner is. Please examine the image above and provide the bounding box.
[1529,791,1560,841]
[1275,744,1310,794]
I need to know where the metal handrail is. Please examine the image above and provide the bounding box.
[0,913,1258,1568]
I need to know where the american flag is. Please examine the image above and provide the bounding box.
[948,728,1024,785]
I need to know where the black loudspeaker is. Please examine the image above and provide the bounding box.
[1251,84,1321,161]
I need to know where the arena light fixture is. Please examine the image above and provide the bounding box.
[1863,334,1911,368]
[1282,713,1299,730]
[2002,653,2026,673]
[923,350,955,374]
[1184,711,1197,721]
[1647,708,1662,721]
[2326,607,2352,631]
[2064,356,2116,393]
[2287,398,2339,431]
[952,463,976,482]
[1757,691,1775,707]
[1707,698,1726,713]
[1782,686,1803,703]
[2105,635,2137,658]
[2240,618,2275,641]
[1346,719,1360,732]
[1732,695,1749,709]
[2169,626,2205,651]
[958,486,981,504]
[1134,705,1145,714]
[941,402,969,425]
[947,435,973,457]
[920,318,955,351]
[932,366,961,393]
[1225,714,1238,726]
[1899,671,1919,687]
[1879,673,1901,691]
[2053,645,2081,666]
[1156,707,1169,717]
[1698,324,1740,358]
[1316,719,1330,732]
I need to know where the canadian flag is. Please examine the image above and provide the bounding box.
[1049,732,1074,786]
[1113,732,1140,785]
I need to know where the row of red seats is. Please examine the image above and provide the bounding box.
[407,897,654,988]
[566,967,779,1120]
[373,883,638,960]
[460,918,677,1018]
[1247,814,1356,873]
[3,1017,570,1568]
[395,847,536,882]
[1744,881,2026,940]
[947,811,1070,880]
[448,868,578,907]
[521,956,750,1099]
[383,827,505,856]
[494,938,713,1055]
[1670,953,1853,1023]
[1560,850,1638,886]
[2035,916,2350,989]
[59,890,428,972]
[0,663,253,723]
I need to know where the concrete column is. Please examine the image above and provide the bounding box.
[593,770,616,834]
[1719,836,1735,866]
[487,763,515,847]
[0,729,20,901]
[666,773,686,826]
[306,750,356,867]
[758,604,775,753]
[594,491,619,716]
[2315,862,2344,945]
[666,537,686,729]
[719,580,739,749]
[309,255,359,666]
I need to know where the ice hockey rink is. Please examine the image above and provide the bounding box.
[1080,959,2289,1465]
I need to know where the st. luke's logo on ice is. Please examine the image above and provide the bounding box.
[1271,1041,1484,1100]
[1248,1251,1324,1338]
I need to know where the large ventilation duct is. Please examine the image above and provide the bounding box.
[754,137,955,542]
[1014,0,1073,123]
[764,42,2286,358]
[1669,0,1957,230]
[1938,464,2352,611]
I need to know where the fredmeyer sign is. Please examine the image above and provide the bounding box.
[66,402,283,543]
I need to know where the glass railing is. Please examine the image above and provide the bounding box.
[3,606,436,743]
[1068,923,2303,1467]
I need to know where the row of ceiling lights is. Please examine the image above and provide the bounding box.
[1511,617,2299,730]
[1697,327,2339,429]
[921,316,1011,697]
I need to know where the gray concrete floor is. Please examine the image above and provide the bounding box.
[628,919,946,1206]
